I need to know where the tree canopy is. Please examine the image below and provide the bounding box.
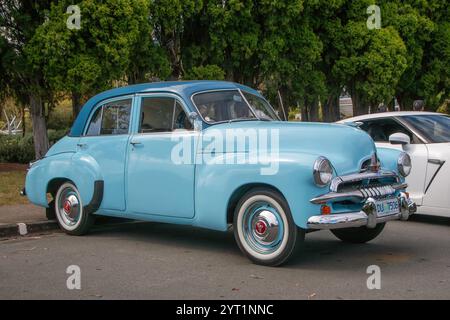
[1,0,449,158]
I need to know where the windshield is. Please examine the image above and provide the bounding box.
[192,90,278,123]
[401,114,450,143]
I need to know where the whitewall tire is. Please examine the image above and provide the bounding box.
[233,188,304,266]
[55,182,94,235]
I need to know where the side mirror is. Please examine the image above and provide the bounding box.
[188,112,202,131]
[389,132,410,146]
[188,112,198,121]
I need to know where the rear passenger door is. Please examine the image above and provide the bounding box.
[126,94,197,218]
[77,97,133,211]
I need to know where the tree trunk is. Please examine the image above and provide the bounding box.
[301,104,309,122]
[29,94,49,160]
[351,90,369,116]
[323,93,340,122]
[72,91,82,120]
[21,105,26,137]
[308,99,320,122]
[396,93,415,111]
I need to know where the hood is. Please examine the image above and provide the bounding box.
[202,121,376,176]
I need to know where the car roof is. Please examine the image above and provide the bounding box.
[337,111,445,123]
[69,81,260,137]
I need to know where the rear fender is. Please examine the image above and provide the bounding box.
[25,152,103,208]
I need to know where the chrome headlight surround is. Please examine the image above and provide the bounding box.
[313,156,334,187]
[397,152,412,177]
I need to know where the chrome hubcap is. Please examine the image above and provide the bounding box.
[58,187,81,226]
[242,201,284,254]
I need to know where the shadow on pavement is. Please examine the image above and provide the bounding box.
[85,221,425,270]
[408,214,450,226]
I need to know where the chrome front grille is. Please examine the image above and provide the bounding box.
[358,185,396,198]
[310,170,407,205]
[330,170,400,192]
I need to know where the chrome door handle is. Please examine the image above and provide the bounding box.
[130,141,142,146]
[77,143,87,148]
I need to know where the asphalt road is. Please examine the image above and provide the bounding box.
[0,215,449,300]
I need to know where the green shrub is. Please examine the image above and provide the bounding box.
[0,134,35,164]
[184,65,225,80]
[0,129,69,164]
[47,106,73,130]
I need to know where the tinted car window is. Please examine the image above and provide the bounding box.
[401,115,450,143]
[140,97,192,133]
[360,118,416,143]
[86,107,102,136]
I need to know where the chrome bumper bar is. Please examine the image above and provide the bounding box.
[307,193,417,230]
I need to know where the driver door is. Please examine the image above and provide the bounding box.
[126,94,197,218]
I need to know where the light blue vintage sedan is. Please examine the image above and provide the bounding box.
[24,81,416,266]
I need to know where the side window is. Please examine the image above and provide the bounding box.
[101,100,132,135]
[360,118,414,143]
[173,101,193,130]
[86,107,102,136]
[85,99,132,136]
[140,97,192,133]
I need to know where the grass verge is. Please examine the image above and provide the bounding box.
[0,170,29,206]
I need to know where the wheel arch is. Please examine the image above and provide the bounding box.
[47,177,74,197]
[226,183,286,224]
[48,178,104,214]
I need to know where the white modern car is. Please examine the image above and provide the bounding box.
[339,112,450,217]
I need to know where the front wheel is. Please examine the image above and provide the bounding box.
[55,182,94,236]
[233,188,304,267]
[331,223,386,244]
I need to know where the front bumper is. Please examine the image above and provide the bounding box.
[307,192,417,230]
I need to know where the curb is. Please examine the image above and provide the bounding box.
[0,220,59,238]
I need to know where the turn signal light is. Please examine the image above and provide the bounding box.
[321,205,332,215]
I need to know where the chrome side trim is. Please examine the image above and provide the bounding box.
[307,193,416,230]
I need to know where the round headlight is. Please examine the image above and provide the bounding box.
[313,157,334,187]
[397,152,412,177]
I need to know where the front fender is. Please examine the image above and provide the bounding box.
[193,151,329,231]
[25,152,103,208]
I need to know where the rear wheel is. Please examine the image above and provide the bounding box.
[233,188,304,267]
[331,223,386,244]
[54,182,94,236]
